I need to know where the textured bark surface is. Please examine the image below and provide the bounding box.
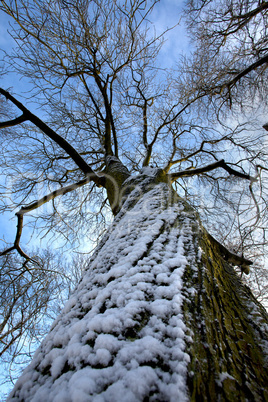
[8,170,268,401]
[182,222,268,400]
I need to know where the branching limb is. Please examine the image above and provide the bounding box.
[169,159,257,182]
[149,93,212,166]
[0,88,104,186]
[249,167,261,227]
[164,134,221,172]
[208,233,253,274]
[0,214,32,261]
[163,129,188,172]
[0,114,27,128]
[0,176,94,261]
[141,97,155,167]
[189,1,268,39]
[225,54,268,90]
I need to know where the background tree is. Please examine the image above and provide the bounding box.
[0,0,268,399]
[183,0,268,305]
[0,251,64,371]
[0,246,86,394]
[185,0,268,107]
[0,89,87,394]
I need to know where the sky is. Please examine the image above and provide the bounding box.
[0,12,26,245]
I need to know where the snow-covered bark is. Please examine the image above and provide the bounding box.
[8,170,268,401]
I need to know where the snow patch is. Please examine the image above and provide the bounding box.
[216,372,236,387]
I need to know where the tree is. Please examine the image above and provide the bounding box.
[0,0,268,399]
[0,252,59,364]
[0,247,86,393]
[184,0,268,108]
[183,0,268,309]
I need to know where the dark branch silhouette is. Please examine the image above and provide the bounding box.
[170,159,256,182]
[0,88,105,186]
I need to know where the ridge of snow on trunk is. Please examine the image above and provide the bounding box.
[8,180,195,401]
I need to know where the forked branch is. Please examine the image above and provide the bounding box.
[0,213,31,261]
[0,174,95,261]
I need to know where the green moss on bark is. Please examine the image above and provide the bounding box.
[182,223,268,401]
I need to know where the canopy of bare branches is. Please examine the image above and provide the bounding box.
[0,0,267,392]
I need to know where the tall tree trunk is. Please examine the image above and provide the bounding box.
[8,169,268,401]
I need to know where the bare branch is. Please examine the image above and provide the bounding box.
[207,233,253,274]
[0,214,33,262]
[0,176,93,260]
[19,176,93,215]
[0,88,104,185]
[0,114,27,128]
[170,159,257,182]
[226,54,268,90]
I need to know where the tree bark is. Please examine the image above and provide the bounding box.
[8,169,268,401]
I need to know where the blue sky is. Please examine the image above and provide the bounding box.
[0,0,190,245]
[0,0,190,88]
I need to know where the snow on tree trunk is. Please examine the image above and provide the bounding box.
[8,170,268,401]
